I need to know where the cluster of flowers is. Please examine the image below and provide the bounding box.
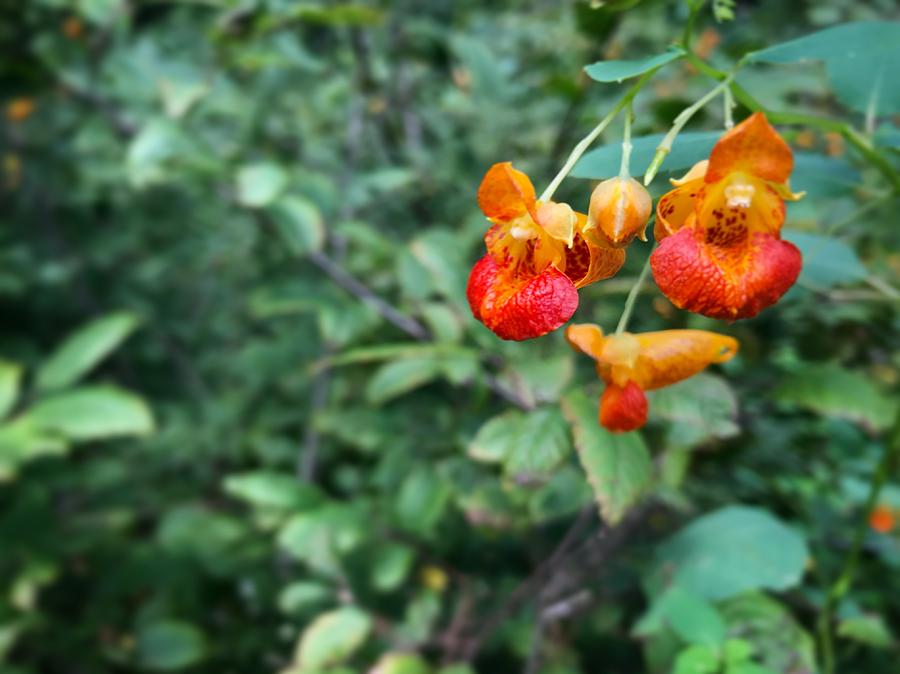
[467,113,803,432]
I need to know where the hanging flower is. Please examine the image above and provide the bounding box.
[585,176,652,248]
[566,323,738,432]
[467,163,625,341]
[650,112,804,320]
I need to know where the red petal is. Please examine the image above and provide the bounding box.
[650,227,801,320]
[466,254,578,341]
[599,381,648,432]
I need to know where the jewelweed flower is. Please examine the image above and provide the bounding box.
[566,324,738,432]
[651,112,803,320]
[869,505,895,534]
[467,163,625,341]
[586,176,652,248]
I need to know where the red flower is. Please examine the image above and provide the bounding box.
[467,163,625,340]
[650,113,804,320]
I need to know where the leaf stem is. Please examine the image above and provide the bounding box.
[540,68,664,202]
[816,413,900,674]
[615,251,653,335]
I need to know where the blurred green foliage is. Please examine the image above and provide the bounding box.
[1,1,899,673]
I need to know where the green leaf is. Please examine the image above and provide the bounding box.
[0,360,22,420]
[573,131,720,180]
[0,418,68,482]
[672,644,720,674]
[279,504,367,575]
[791,153,860,198]
[36,312,139,392]
[584,47,683,82]
[561,390,652,524]
[296,607,372,670]
[223,471,325,511]
[24,386,155,441]
[236,162,289,207]
[649,374,739,448]
[720,593,817,673]
[783,230,868,289]
[366,357,444,404]
[655,506,808,600]
[775,364,896,432]
[370,652,431,674]
[837,614,894,648]
[278,581,335,616]
[635,586,727,647]
[371,542,415,592]
[747,22,900,115]
[468,411,523,463]
[468,408,572,480]
[136,620,207,671]
[395,466,450,536]
[503,408,572,481]
[269,195,325,255]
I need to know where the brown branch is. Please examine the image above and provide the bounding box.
[458,501,653,662]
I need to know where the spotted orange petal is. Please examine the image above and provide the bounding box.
[650,226,801,320]
[565,214,626,289]
[599,381,648,432]
[466,254,578,341]
[705,112,793,184]
[695,174,787,239]
[477,162,538,222]
[655,176,704,241]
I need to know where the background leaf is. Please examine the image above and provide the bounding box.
[562,390,652,524]
[36,312,139,392]
[654,507,809,600]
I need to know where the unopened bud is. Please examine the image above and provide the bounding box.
[587,177,652,248]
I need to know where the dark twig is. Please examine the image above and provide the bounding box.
[460,502,652,661]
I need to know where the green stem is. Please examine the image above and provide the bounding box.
[644,73,735,185]
[619,103,634,178]
[540,67,665,202]
[683,51,900,192]
[615,252,653,335]
[816,413,900,674]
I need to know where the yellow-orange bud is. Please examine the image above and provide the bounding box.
[586,176,652,248]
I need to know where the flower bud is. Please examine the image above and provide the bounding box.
[587,176,652,248]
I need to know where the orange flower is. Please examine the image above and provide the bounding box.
[566,324,738,432]
[650,112,803,320]
[586,176,652,248]
[5,98,35,122]
[869,505,895,534]
[467,163,625,341]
